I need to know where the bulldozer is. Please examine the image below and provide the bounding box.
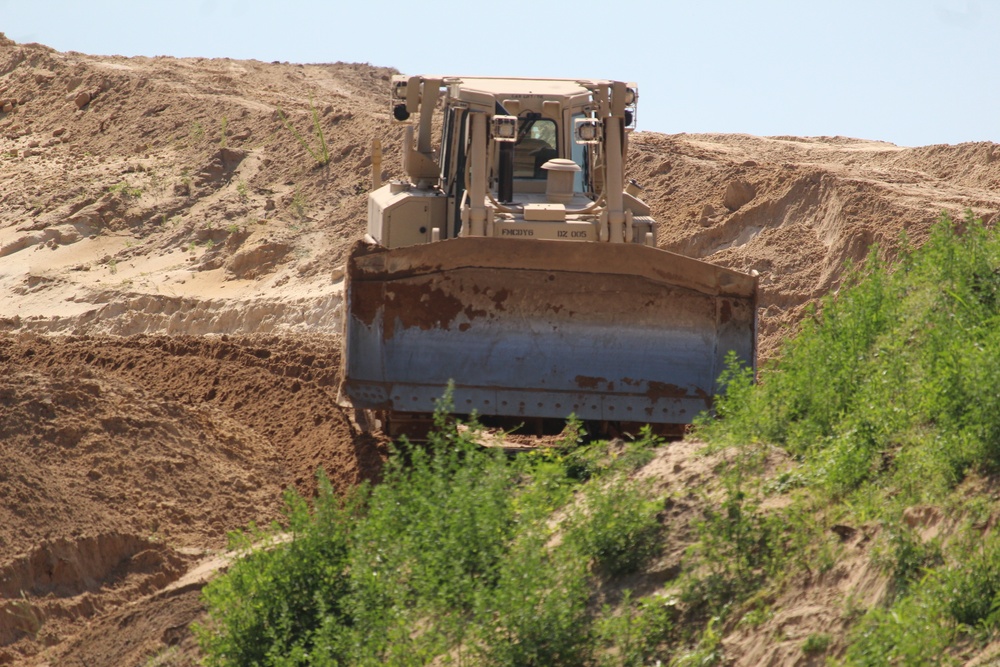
[341,75,758,438]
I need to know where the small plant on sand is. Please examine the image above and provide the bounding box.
[276,98,330,167]
[290,189,308,222]
[9,593,43,640]
[107,181,142,198]
[190,121,205,143]
[143,645,182,667]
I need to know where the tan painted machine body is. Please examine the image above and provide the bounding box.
[342,75,757,435]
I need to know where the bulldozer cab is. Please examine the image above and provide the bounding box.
[343,76,758,438]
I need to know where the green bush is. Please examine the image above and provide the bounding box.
[880,521,942,597]
[473,529,593,666]
[565,475,662,576]
[195,476,358,666]
[197,392,675,666]
[939,533,1000,629]
[842,577,954,666]
[339,415,517,662]
[802,632,831,655]
[693,213,1000,663]
[594,590,675,667]
[843,531,1000,665]
[700,213,1000,503]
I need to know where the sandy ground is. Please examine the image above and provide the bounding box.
[3,32,1000,665]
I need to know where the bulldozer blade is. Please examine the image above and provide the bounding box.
[342,237,757,426]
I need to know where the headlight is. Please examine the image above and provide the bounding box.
[393,103,410,122]
[574,118,602,144]
[491,115,518,142]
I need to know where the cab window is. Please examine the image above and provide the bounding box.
[571,113,587,192]
[513,118,558,179]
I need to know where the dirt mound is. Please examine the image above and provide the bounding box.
[29,585,205,667]
[628,132,1000,358]
[0,39,405,339]
[0,333,386,664]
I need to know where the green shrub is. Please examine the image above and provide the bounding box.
[677,212,1000,664]
[939,534,1000,629]
[701,213,1000,504]
[594,590,675,667]
[566,475,662,576]
[198,390,675,666]
[842,582,955,666]
[195,475,358,666]
[340,419,517,661]
[473,529,593,666]
[688,213,1000,663]
[842,529,1000,665]
[679,441,793,620]
[879,521,942,597]
[802,632,831,655]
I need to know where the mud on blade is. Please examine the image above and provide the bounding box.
[342,238,757,427]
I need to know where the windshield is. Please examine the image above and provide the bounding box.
[513,118,558,179]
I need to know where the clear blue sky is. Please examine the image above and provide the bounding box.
[2,0,994,147]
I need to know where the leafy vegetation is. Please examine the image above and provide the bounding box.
[702,213,1000,499]
[107,181,143,198]
[197,400,670,666]
[697,212,1000,663]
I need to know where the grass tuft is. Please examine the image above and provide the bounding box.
[277,98,330,167]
